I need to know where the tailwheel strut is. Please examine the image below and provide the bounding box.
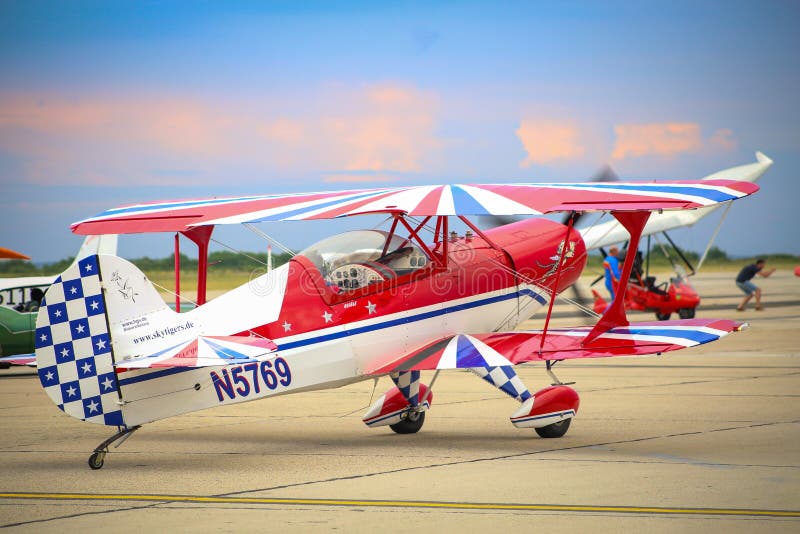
[88,425,141,470]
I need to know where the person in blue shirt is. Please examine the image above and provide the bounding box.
[603,246,621,299]
[736,259,774,311]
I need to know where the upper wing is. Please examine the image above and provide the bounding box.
[365,319,745,374]
[71,180,758,235]
[114,335,278,370]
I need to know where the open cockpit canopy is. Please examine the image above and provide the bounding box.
[298,230,429,292]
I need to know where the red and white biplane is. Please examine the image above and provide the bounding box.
[35,175,759,469]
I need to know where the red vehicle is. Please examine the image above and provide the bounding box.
[593,273,700,320]
[592,235,701,320]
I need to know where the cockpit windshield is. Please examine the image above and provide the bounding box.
[298,230,429,291]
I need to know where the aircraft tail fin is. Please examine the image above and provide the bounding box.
[33,254,194,427]
[69,235,118,268]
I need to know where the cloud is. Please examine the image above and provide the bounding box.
[516,120,585,167]
[611,123,739,161]
[321,172,395,183]
[0,83,441,186]
[709,128,738,152]
[611,123,697,160]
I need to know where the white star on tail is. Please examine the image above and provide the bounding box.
[86,399,99,414]
[282,321,292,332]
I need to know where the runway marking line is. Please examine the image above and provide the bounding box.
[1,492,798,517]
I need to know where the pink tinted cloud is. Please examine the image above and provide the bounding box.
[0,84,441,186]
[516,120,585,167]
[611,123,738,161]
[611,123,703,160]
[321,173,394,183]
[709,128,738,152]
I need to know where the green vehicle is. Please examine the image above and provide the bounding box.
[0,280,49,363]
[0,235,118,365]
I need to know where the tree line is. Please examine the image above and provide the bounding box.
[0,250,294,275]
[1,246,796,276]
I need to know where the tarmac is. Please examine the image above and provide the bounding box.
[0,269,798,532]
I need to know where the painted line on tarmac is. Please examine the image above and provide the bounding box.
[1,492,799,518]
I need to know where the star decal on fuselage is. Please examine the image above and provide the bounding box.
[322,311,333,323]
[365,301,377,314]
[282,320,292,332]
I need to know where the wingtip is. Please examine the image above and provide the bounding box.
[755,151,773,166]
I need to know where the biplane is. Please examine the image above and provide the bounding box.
[34,171,759,469]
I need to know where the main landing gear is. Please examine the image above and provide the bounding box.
[534,418,571,438]
[389,409,426,434]
[88,425,141,470]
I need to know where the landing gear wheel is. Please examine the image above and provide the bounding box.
[389,410,425,434]
[678,308,695,319]
[535,418,571,438]
[88,451,106,470]
[655,311,671,321]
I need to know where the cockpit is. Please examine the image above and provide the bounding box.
[298,230,429,292]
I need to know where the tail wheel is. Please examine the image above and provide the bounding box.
[678,308,695,319]
[389,410,425,434]
[88,451,106,470]
[535,418,572,438]
[655,311,671,321]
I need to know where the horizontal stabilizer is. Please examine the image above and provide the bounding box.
[115,335,278,370]
[367,319,745,374]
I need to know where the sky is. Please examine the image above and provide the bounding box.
[1,0,798,262]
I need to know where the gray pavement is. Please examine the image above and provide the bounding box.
[1,270,798,532]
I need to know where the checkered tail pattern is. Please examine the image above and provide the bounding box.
[34,255,125,427]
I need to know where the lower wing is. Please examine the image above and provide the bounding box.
[366,319,746,374]
[0,354,36,367]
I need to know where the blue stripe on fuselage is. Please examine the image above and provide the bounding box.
[117,287,546,386]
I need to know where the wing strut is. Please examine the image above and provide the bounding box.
[172,225,214,307]
[583,211,651,345]
[539,212,577,353]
